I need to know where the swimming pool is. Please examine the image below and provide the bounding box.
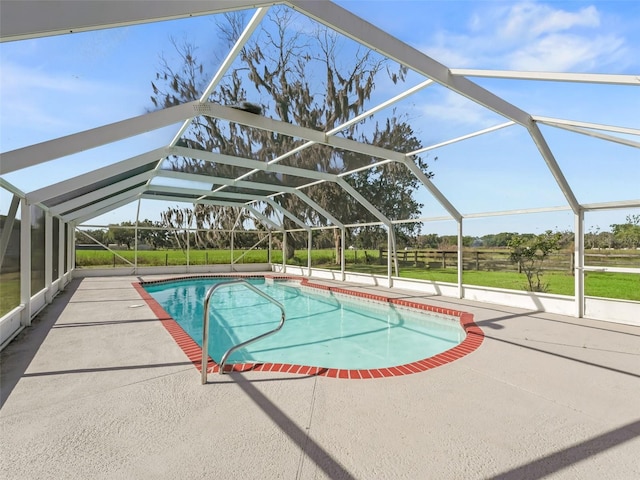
[138,276,483,377]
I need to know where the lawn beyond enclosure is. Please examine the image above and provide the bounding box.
[73,248,640,302]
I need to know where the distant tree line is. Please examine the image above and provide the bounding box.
[73,215,640,252]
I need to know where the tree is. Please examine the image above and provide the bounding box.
[611,215,640,249]
[108,222,135,250]
[150,8,433,260]
[137,219,171,250]
[75,228,107,245]
[508,230,562,292]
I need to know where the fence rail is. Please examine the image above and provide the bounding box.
[379,248,640,272]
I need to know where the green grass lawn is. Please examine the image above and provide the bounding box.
[2,248,636,318]
[324,264,639,301]
[71,248,640,303]
[0,272,20,317]
[75,249,284,266]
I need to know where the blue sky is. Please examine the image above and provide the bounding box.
[1,0,638,236]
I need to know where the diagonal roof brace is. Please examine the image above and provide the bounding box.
[399,158,462,221]
[527,123,580,212]
[195,102,408,163]
[245,205,283,231]
[61,188,145,222]
[335,178,392,228]
[157,169,345,228]
[25,148,170,203]
[0,0,282,42]
[286,0,581,213]
[194,198,282,231]
[265,199,310,232]
[48,172,154,215]
[171,146,338,182]
[1,104,197,174]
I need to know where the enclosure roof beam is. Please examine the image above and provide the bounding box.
[582,199,640,211]
[167,8,269,149]
[156,170,344,228]
[410,122,515,155]
[450,69,640,86]
[335,178,392,227]
[225,78,434,187]
[1,103,196,174]
[462,205,572,219]
[538,124,640,150]
[288,191,344,229]
[0,0,281,42]
[170,197,281,231]
[287,0,532,126]
[265,199,310,231]
[49,171,155,215]
[157,169,299,195]
[244,205,283,231]
[66,193,143,224]
[286,0,581,213]
[399,159,462,221]
[0,195,20,266]
[533,116,640,137]
[196,102,407,163]
[527,123,580,213]
[0,178,26,198]
[534,117,640,149]
[148,195,245,211]
[25,148,169,203]
[61,187,145,222]
[172,146,338,183]
[145,186,280,209]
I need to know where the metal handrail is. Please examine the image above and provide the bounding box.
[201,279,286,384]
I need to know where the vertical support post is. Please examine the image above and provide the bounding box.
[68,222,75,275]
[45,211,53,303]
[390,226,399,279]
[0,195,19,266]
[20,199,31,326]
[58,220,66,290]
[231,231,235,271]
[457,219,463,299]
[134,199,141,272]
[307,229,312,277]
[186,221,190,270]
[282,231,287,273]
[268,232,272,265]
[387,227,392,287]
[340,228,345,281]
[574,210,585,318]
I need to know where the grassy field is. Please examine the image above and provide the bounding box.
[326,264,639,301]
[0,272,20,318]
[69,247,640,303]
[2,248,636,318]
[75,248,283,266]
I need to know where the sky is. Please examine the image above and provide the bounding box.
[0,0,638,237]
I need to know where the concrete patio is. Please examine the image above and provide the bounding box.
[1,274,639,479]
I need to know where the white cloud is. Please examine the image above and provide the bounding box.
[508,33,624,71]
[420,1,628,72]
[419,90,497,128]
[498,3,600,40]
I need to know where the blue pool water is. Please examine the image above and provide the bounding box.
[144,277,464,370]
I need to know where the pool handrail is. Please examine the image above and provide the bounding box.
[201,279,286,384]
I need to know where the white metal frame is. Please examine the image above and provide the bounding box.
[1,0,639,343]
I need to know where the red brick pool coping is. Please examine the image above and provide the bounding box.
[133,274,484,379]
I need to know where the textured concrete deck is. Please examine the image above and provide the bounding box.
[1,275,639,479]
